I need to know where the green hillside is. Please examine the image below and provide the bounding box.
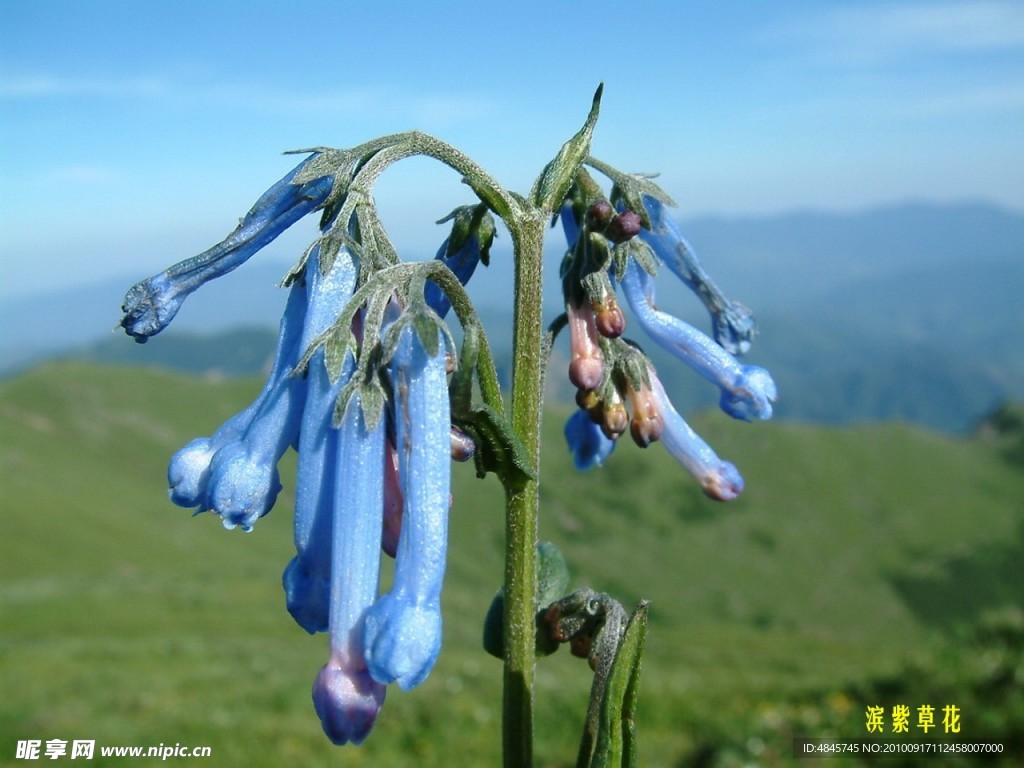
[2,363,1022,766]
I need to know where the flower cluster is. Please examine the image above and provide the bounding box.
[558,186,777,500]
[121,153,487,744]
[119,118,778,750]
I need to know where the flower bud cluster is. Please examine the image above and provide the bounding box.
[559,186,776,499]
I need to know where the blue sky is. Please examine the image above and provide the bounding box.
[2,0,1023,299]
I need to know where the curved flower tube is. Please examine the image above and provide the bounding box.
[120,154,334,342]
[283,244,358,633]
[311,392,387,745]
[564,409,616,470]
[166,279,308,518]
[619,259,776,421]
[363,324,450,691]
[637,194,756,354]
[648,369,745,501]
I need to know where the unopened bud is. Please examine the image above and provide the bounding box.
[606,210,642,243]
[627,385,665,447]
[594,303,625,339]
[585,200,615,231]
[449,426,475,462]
[567,301,605,391]
[601,396,629,440]
[569,357,604,391]
[575,388,601,411]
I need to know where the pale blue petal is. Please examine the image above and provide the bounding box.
[620,259,775,421]
[363,325,449,691]
[167,280,307,511]
[638,195,756,355]
[285,244,357,633]
[120,153,332,342]
[564,409,616,470]
[311,391,387,744]
[650,373,745,501]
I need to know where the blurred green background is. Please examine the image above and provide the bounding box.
[2,362,1022,766]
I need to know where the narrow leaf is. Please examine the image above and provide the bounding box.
[531,84,603,213]
[589,601,649,768]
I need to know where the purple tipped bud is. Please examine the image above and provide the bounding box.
[312,655,386,746]
[449,427,475,462]
[606,210,642,243]
[594,302,626,339]
[586,199,615,230]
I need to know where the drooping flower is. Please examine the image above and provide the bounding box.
[424,205,494,319]
[166,279,308,529]
[120,154,333,342]
[648,368,745,501]
[635,194,756,355]
[363,323,451,691]
[618,258,776,422]
[132,147,473,746]
[564,409,616,470]
[311,390,388,745]
[283,242,358,634]
[557,190,776,499]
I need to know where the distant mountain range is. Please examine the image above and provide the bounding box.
[4,201,1021,432]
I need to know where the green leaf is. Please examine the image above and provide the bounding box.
[454,404,536,488]
[531,84,603,213]
[482,541,570,660]
[588,601,649,768]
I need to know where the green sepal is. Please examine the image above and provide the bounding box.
[437,203,497,267]
[483,541,571,659]
[454,404,536,488]
[611,238,658,282]
[324,326,354,385]
[531,84,603,213]
[583,601,650,768]
[609,338,652,394]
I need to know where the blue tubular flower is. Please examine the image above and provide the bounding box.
[363,324,450,691]
[283,244,358,633]
[637,195,756,355]
[312,392,387,746]
[564,409,616,470]
[423,234,482,319]
[619,259,776,422]
[120,154,333,342]
[166,279,307,515]
[649,369,745,502]
[559,201,581,249]
[423,205,494,319]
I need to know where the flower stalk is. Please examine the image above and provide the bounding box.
[502,214,548,768]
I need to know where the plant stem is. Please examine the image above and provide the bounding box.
[503,211,548,768]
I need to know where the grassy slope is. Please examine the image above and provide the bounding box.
[2,363,1022,766]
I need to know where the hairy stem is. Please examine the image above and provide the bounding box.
[503,211,548,768]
